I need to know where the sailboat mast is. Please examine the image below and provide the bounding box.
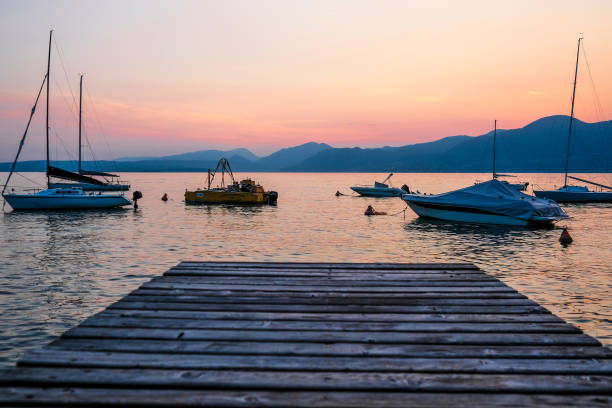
[78,74,83,173]
[564,37,582,187]
[492,119,497,179]
[46,30,52,186]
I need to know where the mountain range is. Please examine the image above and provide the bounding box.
[2,116,611,173]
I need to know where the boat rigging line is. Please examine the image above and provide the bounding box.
[567,176,612,191]
[581,41,612,173]
[1,73,48,207]
[84,86,120,173]
[53,35,79,114]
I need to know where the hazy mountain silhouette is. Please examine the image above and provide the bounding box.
[290,116,612,172]
[116,148,259,162]
[2,116,611,172]
[256,142,332,170]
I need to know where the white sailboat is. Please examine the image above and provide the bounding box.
[2,31,131,211]
[533,37,612,203]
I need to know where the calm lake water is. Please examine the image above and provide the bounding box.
[1,172,611,368]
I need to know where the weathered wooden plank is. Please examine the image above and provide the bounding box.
[2,387,608,407]
[17,350,612,373]
[108,301,550,314]
[61,327,600,345]
[80,316,580,333]
[178,261,480,270]
[3,367,612,394]
[100,309,565,323]
[141,282,516,293]
[3,261,612,407]
[46,339,612,359]
[130,290,525,300]
[121,295,536,305]
[166,268,493,278]
[154,276,506,286]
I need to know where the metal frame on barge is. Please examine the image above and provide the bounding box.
[184,158,278,205]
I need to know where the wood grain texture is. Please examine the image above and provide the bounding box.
[1,261,610,408]
[1,387,610,407]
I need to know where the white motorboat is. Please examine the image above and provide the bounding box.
[532,37,612,203]
[1,31,132,211]
[3,188,130,210]
[350,173,409,197]
[402,179,568,226]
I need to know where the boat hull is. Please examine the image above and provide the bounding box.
[350,187,403,197]
[185,190,277,205]
[2,193,131,210]
[48,182,130,191]
[533,190,612,203]
[404,201,558,227]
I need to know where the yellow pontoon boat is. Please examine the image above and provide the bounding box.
[185,158,278,205]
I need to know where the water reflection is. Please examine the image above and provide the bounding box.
[0,172,610,369]
[185,203,267,216]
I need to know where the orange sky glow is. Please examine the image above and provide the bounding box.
[1,0,611,160]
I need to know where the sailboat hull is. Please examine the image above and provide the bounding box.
[48,182,130,191]
[533,190,612,203]
[3,192,131,210]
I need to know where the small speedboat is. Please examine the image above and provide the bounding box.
[350,173,409,197]
[402,179,568,226]
[3,187,131,210]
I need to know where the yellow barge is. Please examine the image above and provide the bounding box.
[185,158,278,205]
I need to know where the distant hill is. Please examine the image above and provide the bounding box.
[2,116,611,172]
[116,148,259,162]
[290,116,612,172]
[289,136,471,172]
[257,142,332,170]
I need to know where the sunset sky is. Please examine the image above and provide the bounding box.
[1,0,611,161]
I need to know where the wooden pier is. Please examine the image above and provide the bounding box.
[1,262,611,407]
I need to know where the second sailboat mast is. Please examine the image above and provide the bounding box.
[564,37,582,187]
[492,119,497,179]
[46,30,52,186]
[78,74,83,173]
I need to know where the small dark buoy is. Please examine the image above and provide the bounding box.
[364,205,387,216]
[132,190,143,209]
[161,193,168,202]
[559,228,573,245]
